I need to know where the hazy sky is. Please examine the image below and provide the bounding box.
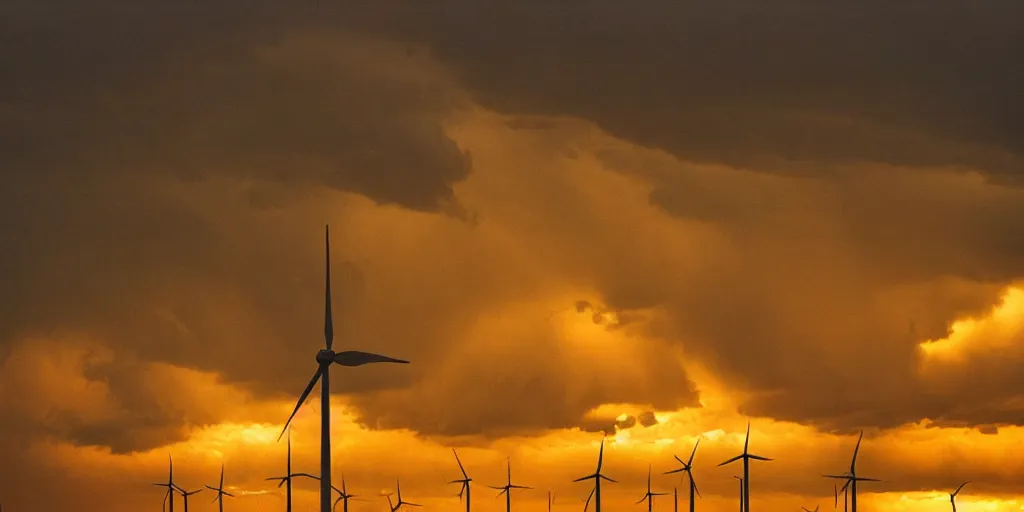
[1,2,1023,511]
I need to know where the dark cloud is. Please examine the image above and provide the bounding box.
[344,0,1023,176]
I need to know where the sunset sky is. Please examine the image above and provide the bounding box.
[2,2,1024,511]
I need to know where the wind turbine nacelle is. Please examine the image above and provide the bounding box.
[317,349,336,364]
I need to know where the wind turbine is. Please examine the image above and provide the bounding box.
[386,479,421,512]
[331,477,359,512]
[950,481,969,512]
[176,488,203,512]
[574,438,616,512]
[732,476,743,512]
[489,458,532,512]
[665,439,701,512]
[636,464,669,512]
[822,432,880,512]
[267,430,320,512]
[205,464,235,512]
[802,506,820,512]
[449,449,473,512]
[152,455,182,512]
[718,423,771,512]
[279,225,410,512]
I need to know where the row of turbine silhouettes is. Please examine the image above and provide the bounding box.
[152,419,980,512]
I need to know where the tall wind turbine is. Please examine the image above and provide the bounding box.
[386,479,421,512]
[822,432,880,512]
[267,430,320,512]
[449,449,473,512]
[574,439,616,512]
[489,458,532,512]
[718,423,772,512]
[636,464,669,512]
[205,464,235,512]
[176,488,203,512]
[732,476,743,512]
[279,225,410,512]
[950,481,969,512]
[152,455,182,512]
[665,439,701,512]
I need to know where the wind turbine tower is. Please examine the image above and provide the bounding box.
[279,226,410,512]
[267,430,319,512]
[386,479,422,512]
[152,455,182,512]
[573,439,616,512]
[177,487,203,512]
[823,432,880,512]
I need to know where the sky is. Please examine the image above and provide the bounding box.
[1,1,1023,511]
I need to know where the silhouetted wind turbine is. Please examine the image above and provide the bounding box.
[267,430,320,512]
[489,458,532,512]
[732,476,743,512]
[665,439,701,512]
[153,455,182,512]
[637,464,669,512]
[331,477,359,512]
[574,439,616,512]
[832,485,838,511]
[822,432,880,512]
[386,480,421,512]
[205,464,235,512]
[718,423,771,512]
[278,225,410,512]
[449,449,473,512]
[176,487,203,512]
[950,481,969,512]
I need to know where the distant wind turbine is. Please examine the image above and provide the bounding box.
[665,439,701,512]
[822,432,880,512]
[636,464,669,512]
[574,439,616,512]
[176,487,203,512]
[266,430,319,512]
[732,476,743,512]
[279,225,410,512]
[152,455,183,512]
[205,464,235,512]
[386,480,421,512]
[331,477,359,512]
[489,458,533,512]
[449,449,473,512]
[950,481,969,512]
[718,423,772,512]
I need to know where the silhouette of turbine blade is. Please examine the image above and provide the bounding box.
[573,474,598,483]
[293,472,320,480]
[278,366,324,441]
[325,224,334,351]
[636,496,648,505]
[953,481,970,496]
[691,477,702,498]
[664,468,685,475]
[855,477,881,482]
[224,491,235,498]
[748,454,772,461]
[453,449,470,479]
[687,439,700,465]
[509,485,532,489]
[599,475,617,483]
[822,475,850,480]
[333,350,409,367]
[718,455,743,467]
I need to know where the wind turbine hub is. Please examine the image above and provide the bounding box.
[316,349,336,364]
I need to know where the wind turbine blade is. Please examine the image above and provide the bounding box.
[453,449,469,478]
[691,477,702,499]
[333,350,409,367]
[664,468,685,475]
[224,491,235,498]
[597,438,606,472]
[278,367,324,441]
[856,477,881,482]
[718,455,743,467]
[743,421,751,454]
[953,481,970,496]
[584,489,595,512]
[509,485,532,489]
[840,480,852,493]
[636,496,647,505]
[687,438,700,465]
[850,431,863,473]
[834,485,838,508]
[573,474,598,483]
[748,455,772,461]
[205,485,218,492]
[673,454,686,465]
[220,464,225,488]
[822,475,850,480]
[325,224,334,351]
[599,475,617,483]
[487,486,505,490]
[405,502,422,507]
[293,473,320,480]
